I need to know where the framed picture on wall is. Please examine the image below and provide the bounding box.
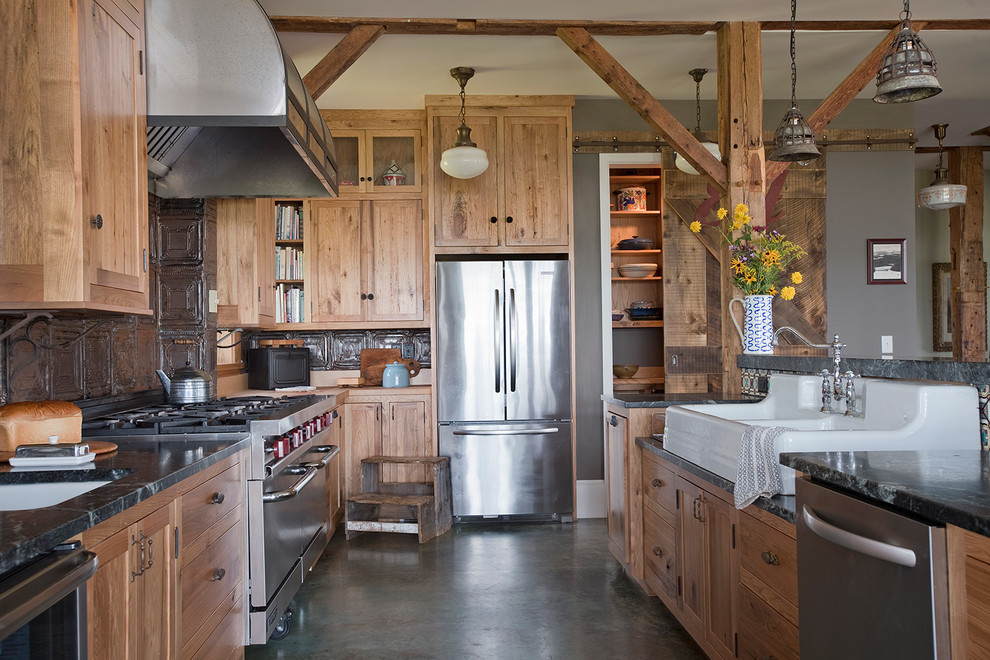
[867,238,907,285]
[932,262,952,352]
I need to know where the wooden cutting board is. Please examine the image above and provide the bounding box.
[360,349,402,386]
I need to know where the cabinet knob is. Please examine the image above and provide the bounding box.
[609,415,617,427]
[760,550,780,566]
[652,546,663,557]
[211,492,225,505]
[651,478,664,488]
[361,293,367,300]
[505,216,514,224]
[211,567,226,582]
[367,293,374,300]
[490,216,498,224]
[91,214,103,229]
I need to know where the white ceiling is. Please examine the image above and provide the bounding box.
[261,0,990,149]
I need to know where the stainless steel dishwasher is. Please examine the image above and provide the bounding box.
[796,478,950,659]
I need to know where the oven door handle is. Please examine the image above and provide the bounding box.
[262,465,319,503]
[0,547,98,640]
[300,444,340,469]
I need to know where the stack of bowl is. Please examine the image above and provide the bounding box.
[617,263,658,278]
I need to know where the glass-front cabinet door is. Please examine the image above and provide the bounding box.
[333,129,422,195]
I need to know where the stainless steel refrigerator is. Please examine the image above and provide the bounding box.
[436,260,573,521]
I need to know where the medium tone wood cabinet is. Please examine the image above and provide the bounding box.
[306,198,426,327]
[426,97,574,253]
[216,199,276,328]
[0,0,149,314]
[948,524,990,657]
[321,110,425,195]
[342,391,434,500]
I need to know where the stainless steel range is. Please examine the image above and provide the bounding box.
[80,393,339,644]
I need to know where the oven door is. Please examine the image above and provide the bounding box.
[0,545,98,659]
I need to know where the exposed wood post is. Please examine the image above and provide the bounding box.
[302,25,385,100]
[948,146,986,361]
[717,22,765,394]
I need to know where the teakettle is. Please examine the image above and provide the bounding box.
[156,362,214,403]
[382,361,410,388]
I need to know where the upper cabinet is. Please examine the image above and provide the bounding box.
[216,198,276,328]
[321,111,425,196]
[0,0,150,314]
[426,97,574,253]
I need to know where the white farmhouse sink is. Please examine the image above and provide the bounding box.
[0,480,112,511]
[663,374,980,495]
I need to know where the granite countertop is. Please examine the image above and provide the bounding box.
[603,393,761,408]
[637,436,796,523]
[0,434,251,574]
[780,450,990,537]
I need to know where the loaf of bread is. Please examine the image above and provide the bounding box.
[0,400,83,452]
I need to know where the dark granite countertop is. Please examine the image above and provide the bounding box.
[603,393,761,408]
[738,355,990,384]
[637,436,796,523]
[0,434,251,574]
[780,450,990,537]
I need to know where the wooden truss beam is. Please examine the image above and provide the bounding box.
[302,25,385,100]
[556,26,728,192]
[949,147,987,361]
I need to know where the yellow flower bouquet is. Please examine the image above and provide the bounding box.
[691,203,805,299]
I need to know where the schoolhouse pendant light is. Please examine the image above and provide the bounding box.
[917,124,967,211]
[768,0,820,163]
[874,0,941,103]
[440,67,489,179]
[674,68,721,175]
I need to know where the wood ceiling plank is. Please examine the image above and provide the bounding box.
[270,16,718,35]
[302,24,385,100]
[556,26,728,191]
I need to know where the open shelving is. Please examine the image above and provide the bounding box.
[274,201,306,323]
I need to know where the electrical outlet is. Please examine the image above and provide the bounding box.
[401,344,414,359]
[208,289,218,313]
[881,335,893,353]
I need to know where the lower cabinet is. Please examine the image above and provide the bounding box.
[82,451,247,659]
[606,408,630,565]
[948,524,990,658]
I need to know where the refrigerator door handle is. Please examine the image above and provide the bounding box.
[494,289,502,393]
[452,427,560,436]
[509,287,517,392]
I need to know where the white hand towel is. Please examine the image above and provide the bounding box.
[734,425,793,509]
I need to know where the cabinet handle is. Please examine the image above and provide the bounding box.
[367,293,374,300]
[211,492,225,505]
[361,293,367,300]
[490,216,498,224]
[760,550,780,566]
[146,537,153,571]
[91,214,103,229]
[653,546,664,557]
[505,216,514,224]
[609,415,617,427]
[651,478,664,488]
[211,567,226,582]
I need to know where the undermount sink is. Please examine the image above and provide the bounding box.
[663,374,980,495]
[0,469,132,512]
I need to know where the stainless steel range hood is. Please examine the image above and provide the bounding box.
[145,0,337,198]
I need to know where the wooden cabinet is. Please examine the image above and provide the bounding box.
[88,503,176,659]
[308,198,425,326]
[427,98,574,252]
[0,0,149,313]
[325,407,344,530]
[82,451,246,660]
[217,199,276,328]
[642,451,678,606]
[737,505,799,660]
[342,391,433,499]
[321,110,425,195]
[948,524,990,657]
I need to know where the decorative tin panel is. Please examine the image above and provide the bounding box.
[412,330,431,367]
[330,332,367,369]
[83,326,112,399]
[159,268,204,326]
[158,217,204,264]
[372,330,409,350]
[160,334,208,374]
[294,334,329,370]
[7,323,49,401]
[136,317,160,392]
[50,323,85,401]
[112,320,138,394]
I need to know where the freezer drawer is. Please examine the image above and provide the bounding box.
[439,422,573,519]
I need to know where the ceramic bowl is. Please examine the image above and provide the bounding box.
[613,364,639,379]
[617,263,658,278]
[616,236,654,250]
[629,300,656,309]
[611,312,624,322]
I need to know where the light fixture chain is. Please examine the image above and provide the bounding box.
[458,85,467,125]
[901,0,911,24]
[790,0,797,107]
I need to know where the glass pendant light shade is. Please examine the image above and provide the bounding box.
[674,68,720,175]
[674,142,721,175]
[440,67,489,180]
[917,124,966,210]
[874,22,941,103]
[768,105,821,162]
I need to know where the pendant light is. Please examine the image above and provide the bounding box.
[768,0,820,163]
[874,0,941,103]
[917,124,967,210]
[440,67,489,179]
[674,68,721,175]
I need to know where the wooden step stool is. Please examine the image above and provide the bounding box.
[345,456,452,543]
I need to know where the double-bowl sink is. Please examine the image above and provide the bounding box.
[663,374,980,495]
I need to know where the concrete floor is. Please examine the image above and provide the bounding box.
[245,519,706,659]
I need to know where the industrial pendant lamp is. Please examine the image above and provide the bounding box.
[440,67,489,179]
[874,0,941,103]
[917,124,967,210]
[674,68,721,175]
[768,0,820,163]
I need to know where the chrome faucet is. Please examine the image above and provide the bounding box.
[772,328,855,415]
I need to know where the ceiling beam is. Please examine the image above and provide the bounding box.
[302,25,385,100]
[556,26,728,191]
[271,16,990,35]
[765,23,907,183]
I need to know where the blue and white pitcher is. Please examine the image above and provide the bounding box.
[729,295,774,354]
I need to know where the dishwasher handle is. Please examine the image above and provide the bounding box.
[802,504,917,568]
[0,547,98,640]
